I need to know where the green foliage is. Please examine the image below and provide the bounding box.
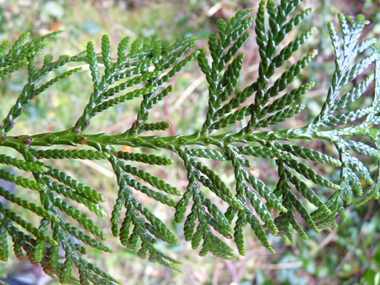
[0,0,380,283]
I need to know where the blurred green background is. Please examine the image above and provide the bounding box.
[1,0,380,284]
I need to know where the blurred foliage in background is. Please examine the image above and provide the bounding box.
[0,0,380,284]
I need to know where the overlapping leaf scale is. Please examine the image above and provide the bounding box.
[268,28,314,77]
[129,198,178,245]
[215,54,245,107]
[183,209,197,242]
[102,71,161,98]
[347,167,363,195]
[1,32,59,69]
[232,210,246,255]
[109,155,180,269]
[32,68,82,99]
[339,176,353,205]
[258,105,305,128]
[48,193,106,240]
[342,52,378,88]
[86,41,101,89]
[243,170,287,212]
[177,149,236,258]
[45,166,105,202]
[244,207,275,253]
[109,157,129,237]
[284,159,340,190]
[78,257,120,284]
[184,195,208,245]
[197,48,211,80]
[324,107,373,127]
[156,51,199,85]
[41,176,107,218]
[2,216,34,263]
[209,105,250,131]
[255,0,267,54]
[283,167,331,214]
[275,7,313,45]
[139,88,174,117]
[310,192,340,221]
[346,155,373,184]
[174,188,192,224]
[0,217,9,262]
[116,36,130,65]
[0,187,59,223]
[30,149,110,160]
[204,198,234,234]
[273,170,311,239]
[158,37,197,69]
[220,10,254,49]
[0,153,47,172]
[200,10,254,133]
[313,197,341,232]
[0,169,46,191]
[192,161,237,202]
[109,58,160,84]
[204,212,231,238]
[263,82,314,115]
[0,39,11,57]
[278,143,341,166]
[58,250,73,284]
[280,168,321,233]
[238,145,292,160]
[137,121,171,133]
[116,151,173,165]
[137,39,197,123]
[356,162,380,206]
[199,230,235,260]
[185,148,229,161]
[0,61,28,77]
[119,209,133,246]
[273,213,295,243]
[331,74,374,112]
[91,86,157,118]
[346,140,380,158]
[0,202,58,246]
[245,190,278,233]
[117,160,181,195]
[101,35,112,73]
[266,51,317,99]
[33,234,47,264]
[194,171,243,210]
[215,83,257,118]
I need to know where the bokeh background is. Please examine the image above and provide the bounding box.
[1,0,380,284]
